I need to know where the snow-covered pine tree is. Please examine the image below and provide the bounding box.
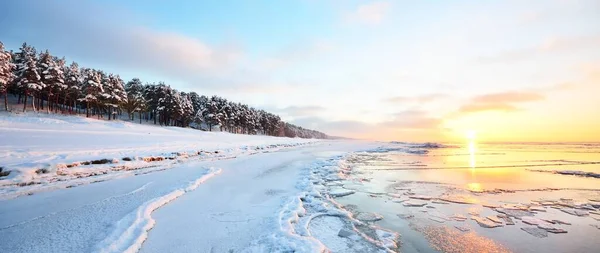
[155,83,172,126]
[64,62,82,113]
[179,92,194,127]
[14,43,43,112]
[38,51,65,113]
[203,96,221,131]
[0,41,15,111]
[125,78,145,122]
[143,83,160,124]
[104,74,126,120]
[80,68,103,117]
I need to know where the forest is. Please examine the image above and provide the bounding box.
[0,41,328,139]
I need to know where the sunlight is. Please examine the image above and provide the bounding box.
[467,130,477,168]
[467,182,483,193]
[466,130,477,140]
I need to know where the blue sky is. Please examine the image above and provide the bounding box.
[1,0,599,141]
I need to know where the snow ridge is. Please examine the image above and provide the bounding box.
[93,167,222,253]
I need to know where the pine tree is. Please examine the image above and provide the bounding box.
[103,74,126,120]
[125,78,145,122]
[39,51,65,112]
[64,62,82,113]
[80,68,103,117]
[14,43,43,112]
[0,41,15,111]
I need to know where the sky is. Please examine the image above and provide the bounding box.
[1,0,599,142]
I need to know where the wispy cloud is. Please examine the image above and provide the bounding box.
[385,93,448,104]
[346,1,391,25]
[459,103,519,113]
[277,105,327,117]
[381,110,442,129]
[478,35,600,63]
[291,117,370,135]
[458,91,545,113]
[471,92,544,104]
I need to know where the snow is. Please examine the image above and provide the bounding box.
[94,168,221,253]
[0,113,395,253]
[0,113,319,199]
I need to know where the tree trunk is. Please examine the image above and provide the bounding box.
[23,95,27,112]
[32,96,37,112]
[3,92,7,111]
[86,101,89,117]
[47,95,51,113]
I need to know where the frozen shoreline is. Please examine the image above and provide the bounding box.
[245,154,401,253]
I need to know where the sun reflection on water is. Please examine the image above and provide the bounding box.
[469,141,476,168]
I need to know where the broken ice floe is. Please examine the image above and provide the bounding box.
[521,227,548,238]
[328,188,356,198]
[486,216,503,224]
[355,212,384,222]
[454,226,470,232]
[403,200,428,207]
[471,216,503,228]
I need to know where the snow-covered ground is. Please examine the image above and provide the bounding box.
[0,113,396,253]
[0,113,318,199]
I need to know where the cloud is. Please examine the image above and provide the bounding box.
[457,91,545,114]
[291,117,370,135]
[385,93,448,104]
[0,0,243,90]
[381,110,442,129]
[346,1,391,25]
[478,35,600,63]
[291,109,443,140]
[470,92,545,103]
[459,103,518,113]
[278,105,327,117]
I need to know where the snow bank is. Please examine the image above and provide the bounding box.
[0,113,320,199]
[94,168,222,253]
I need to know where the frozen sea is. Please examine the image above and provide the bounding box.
[333,142,600,253]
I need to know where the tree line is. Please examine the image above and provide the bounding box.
[0,41,328,139]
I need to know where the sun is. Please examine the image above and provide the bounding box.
[466,130,477,140]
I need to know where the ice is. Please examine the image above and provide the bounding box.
[472,216,503,228]
[451,214,467,221]
[355,212,384,222]
[337,228,353,238]
[560,208,589,217]
[537,223,568,234]
[409,195,433,200]
[391,196,410,203]
[498,215,515,225]
[521,227,548,238]
[529,206,546,212]
[486,216,503,224]
[521,217,544,225]
[439,195,477,204]
[403,200,428,207]
[429,216,447,223]
[455,226,470,232]
[495,208,535,218]
[328,188,356,198]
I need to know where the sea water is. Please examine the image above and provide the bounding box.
[336,142,600,253]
